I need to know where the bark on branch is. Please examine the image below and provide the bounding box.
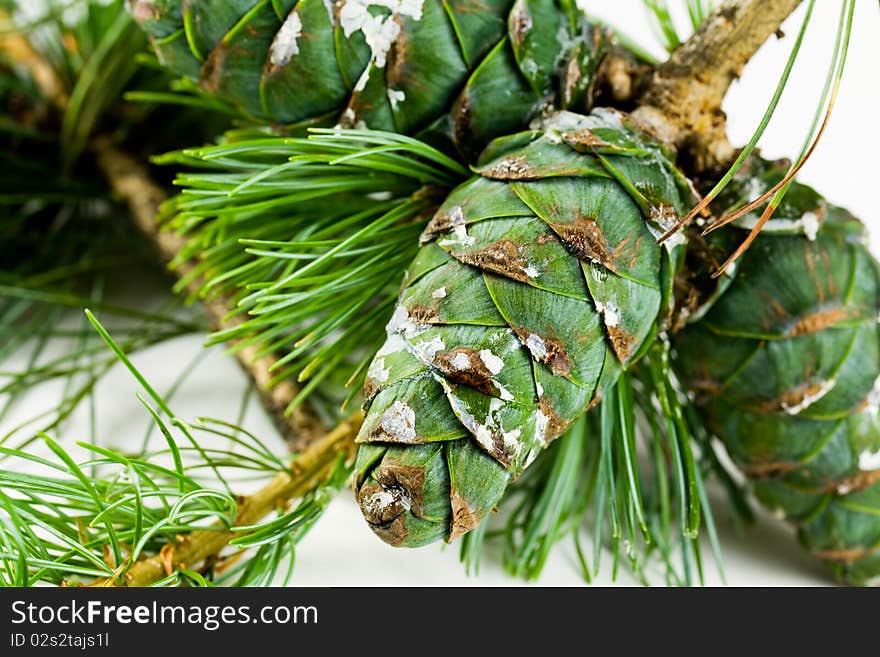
[634,0,805,176]
[0,27,67,108]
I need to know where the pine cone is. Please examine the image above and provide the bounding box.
[673,160,880,585]
[130,0,608,158]
[354,109,692,546]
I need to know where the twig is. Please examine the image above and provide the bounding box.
[91,137,327,450]
[92,411,362,587]
[634,0,804,176]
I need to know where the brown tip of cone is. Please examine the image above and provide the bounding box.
[447,489,481,542]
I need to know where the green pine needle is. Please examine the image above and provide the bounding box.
[0,314,348,587]
[691,0,817,215]
[157,129,470,416]
[643,0,683,51]
[462,341,725,585]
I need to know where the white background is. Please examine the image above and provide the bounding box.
[4,0,879,586]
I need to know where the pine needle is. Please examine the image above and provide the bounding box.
[158,129,469,414]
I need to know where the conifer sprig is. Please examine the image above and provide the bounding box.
[465,340,726,585]
[2,0,856,586]
[157,130,470,413]
[0,312,354,587]
[0,310,723,586]
[0,118,204,450]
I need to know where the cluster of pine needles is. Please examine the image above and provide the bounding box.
[0,0,856,586]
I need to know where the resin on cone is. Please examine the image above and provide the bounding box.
[354,109,693,546]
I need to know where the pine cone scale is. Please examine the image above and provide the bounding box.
[133,0,609,157]
[673,161,880,585]
[355,109,688,546]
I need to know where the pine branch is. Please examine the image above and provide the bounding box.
[93,411,361,587]
[1,22,326,449]
[634,0,805,175]
[91,136,327,450]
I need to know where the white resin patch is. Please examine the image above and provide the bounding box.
[525,333,548,361]
[439,223,475,248]
[353,68,371,92]
[447,389,522,459]
[432,286,447,299]
[479,349,504,375]
[387,88,406,110]
[450,352,471,370]
[380,400,417,441]
[339,0,425,68]
[595,300,620,328]
[745,176,765,200]
[495,384,515,402]
[589,264,608,283]
[663,230,687,251]
[542,110,590,133]
[269,11,303,67]
[801,211,820,241]
[376,333,408,357]
[385,305,428,339]
[524,445,541,468]
[523,263,541,278]
[781,379,835,415]
[411,334,445,363]
[474,424,495,452]
[321,0,335,21]
[386,304,410,332]
[544,128,563,144]
[367,357,390,384]
[535,409,550,445]
[502,428,523,455]
[737,213,822,241]
[858,448,880,472]
[363,490,397,514]
[340,107,356,124]
[605,305,620,327]
[864,375,880,419]
[649,204,686,251]
[448,205,465,227]
[591,107,625,130]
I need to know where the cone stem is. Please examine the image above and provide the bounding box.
[634,0,805,175]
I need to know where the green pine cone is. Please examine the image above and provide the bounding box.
[129,0,607,158]
[673,160,880,585]
[354,109,692,546]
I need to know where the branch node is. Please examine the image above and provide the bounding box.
[634,0,804,176]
